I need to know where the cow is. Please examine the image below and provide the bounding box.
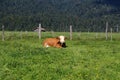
[42,35,67,48]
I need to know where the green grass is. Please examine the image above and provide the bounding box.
[0,32,120,80]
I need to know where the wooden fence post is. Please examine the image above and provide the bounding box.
[105,22,108,40]
[116,25,119,33]
[2,25,5,41]
[95,32,98,39]
[51,30,55,37]
[70,25,72,40]
[88,30,89,35]
[38,23,41,39]
[78,31,81,39]
[110,28,113,41]
[20,31,22,39]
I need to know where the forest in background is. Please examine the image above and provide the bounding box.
[0,0,120,32]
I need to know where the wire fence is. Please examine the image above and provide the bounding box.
[0,30,120,41]
[0,24,120,41]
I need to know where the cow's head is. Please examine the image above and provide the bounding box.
[57,35,66,44]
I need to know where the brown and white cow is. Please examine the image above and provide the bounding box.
[42,35,67,48]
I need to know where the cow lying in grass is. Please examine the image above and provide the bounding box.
[43,35,67,48]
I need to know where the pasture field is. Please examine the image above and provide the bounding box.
[0,31,120,80]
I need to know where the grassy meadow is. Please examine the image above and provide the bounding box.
[0,31,120,80]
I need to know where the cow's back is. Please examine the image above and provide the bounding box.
[43,38,59,47]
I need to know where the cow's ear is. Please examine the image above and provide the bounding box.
[65,37,67,39]
[56,36,60,40]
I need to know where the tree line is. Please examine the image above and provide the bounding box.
[0,0,120,32]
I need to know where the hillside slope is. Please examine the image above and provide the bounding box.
[0,0,120,31]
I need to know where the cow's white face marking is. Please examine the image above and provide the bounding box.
[59,35,65,43]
